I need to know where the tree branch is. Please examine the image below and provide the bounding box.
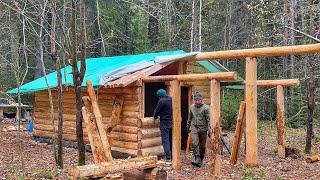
[284,26,320,43]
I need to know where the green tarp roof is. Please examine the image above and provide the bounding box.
[7,50,243,94]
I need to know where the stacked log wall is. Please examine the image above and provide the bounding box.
[33,86,141,155]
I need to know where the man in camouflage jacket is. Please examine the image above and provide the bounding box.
[187,92,211,167]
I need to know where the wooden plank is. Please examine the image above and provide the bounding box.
[107,94,125,133]
[143,72,237,82]
[105,65,161,88]
[276,85,285,158]
[194,43,320,61]
[210,79,221,176]
[230,101,246,165]
[171,80,181,170]
[245,57,258,166]
[86,80,113,162]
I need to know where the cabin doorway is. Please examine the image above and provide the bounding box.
[181,86,190,150]
[144,82,167,117]
[144,82,190,151]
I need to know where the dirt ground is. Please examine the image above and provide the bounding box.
[0,121,319,180]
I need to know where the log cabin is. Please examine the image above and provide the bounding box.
[7,50,241,157]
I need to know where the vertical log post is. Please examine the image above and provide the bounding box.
[210,79,221,176]
[171,80,181,170]
[230,101,246,165]
[245,57,258,166]
[186,86,194,154]
[276,85,285,158]
[0,107,3,119]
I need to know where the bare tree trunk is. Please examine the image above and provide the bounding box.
[190,0,200,51]
[198,0,202,51]
[96,0,106,56]
[190,0,195,52]
[122,2,132,54]
[282,2,290,112]
[35,0,45,79]
[71,0,87,165]
[148,0,159,48]
[305,69,315,154]
[50,0,63,169]
[305,0,317,154]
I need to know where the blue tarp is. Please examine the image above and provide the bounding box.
[7,50,243,94]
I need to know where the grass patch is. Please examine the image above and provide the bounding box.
[243,168,266,180]
[35,169,58,179]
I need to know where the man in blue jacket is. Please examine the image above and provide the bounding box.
[153,89,172,161]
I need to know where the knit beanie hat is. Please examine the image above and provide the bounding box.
[193,92,203,100]
[156,89,167,97]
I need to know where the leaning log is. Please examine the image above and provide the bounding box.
[68,156,158,179]
[230,101,246,165]
[107,94,124,133]
[82,96,108,163]
[86,80,113,162]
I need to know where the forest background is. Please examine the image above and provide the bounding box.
[0,0,319,129]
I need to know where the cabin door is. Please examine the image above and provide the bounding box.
[181,86,190,150]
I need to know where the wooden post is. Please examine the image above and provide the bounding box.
[186,86,193,154]
[230,101,246,165]
[171,80,181,170]
[210,79,221,176]
[276,85,285,158]
[0,107,3,119]
[245,57,258,166]
[86,80,113,162]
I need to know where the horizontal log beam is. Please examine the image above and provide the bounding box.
[219,79,300,87]
[68,156,158,179]
[194,43,320,60]
[256,79,299,87]
[143,72,237,83]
